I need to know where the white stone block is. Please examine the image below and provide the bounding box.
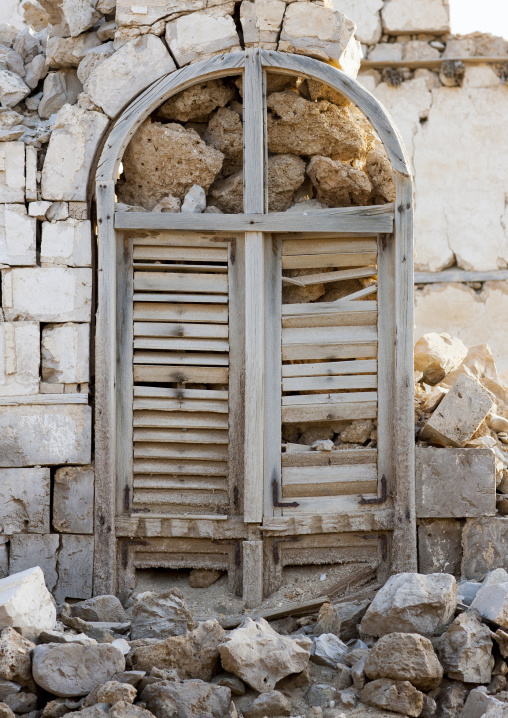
[240,0,286,47]
[116,0,205,27]
[41,104,109,202]
[0,71,30,108]
[0,322,40,397]
[28,202,52,220]
[0,205,36,266]
[0,404,92,467]
[166,10,241,67]
[54,535,94,602]
[381,0,450,34]
[0,567,56,641]
[9,536,59,594]
[332,0,383,46]
[85,35,176,119]
[42,323,89,384]
[0,143,25,204]
[0,468,50,534]
[2,268,92,322]
[368,43,403,62]
[53,466,94,534]
[25,146,37,203]
[41,219,92,267]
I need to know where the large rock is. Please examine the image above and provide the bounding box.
[38,70,83,120]
[461,688,505,718]
[420,374,494,448]
[46,32,102,69]
[470,582,508,629]
[204,107,243,174]
[332,0,383,46]
[0,569,55,641]
[361,678,424,717]
[41,104,108,202]
[54,535,94,602]
[310,633,349,668]
[118,122,223,210]
[32,643,125,697]
[0,322,39,397]
[116,0,205,27]
[0,627,35,689]
[160,80,234,123]
[42,323,90,384]
[434,611,493,683]
[307,155,372,207]
[0,143,25,203]
[267,91,374,163]
[141,679,233,718]
[129,620,224,681]
[243,690,291,718]
[360,573,457,637]
[166,10,240,66]
[53,466,94,534]
[85,36,176,118]
[365,633,443,691]
[40,219,91,267]
[218,617,311,692]
[131,590,194,641]
[381,0,450,34]
[0,205,37,267]
[71,596,125,623]
[0,71,30,107]
[240,0,286,48]
[279,3,362,78]
[462,518,508,580]
[0,468,49,534]
[39,0,101,36]
[9,536,59,594]
[418,519,462,576]
[414,333,468,385]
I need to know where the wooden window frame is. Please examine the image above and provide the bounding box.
[94,49,415,595]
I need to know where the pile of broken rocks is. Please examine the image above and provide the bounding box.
[2,565,508,718]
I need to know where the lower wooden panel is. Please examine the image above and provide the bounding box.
[282,402,377,423]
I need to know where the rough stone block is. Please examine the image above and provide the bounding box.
[0,567,57,641]
[279,3,362,78]
[2,268,92,322]
[0,322,40,396]
[9,535,59,594]
[0,468,50,534]
[41,104,108,201]
[25,145,37,203]
[84,35,176,119]
[420,374,494,447]
[166,10,241,67]
[116,0,206,28]
[54,534,94,602]
[0,205,36,266]
[0,143,25,203]
[381,0,450,34]
[0,404,92,467]
[332,0,383,46]
[41,323,89,384]
[415,447,496,518]
[240,0,286,47]
[41,219,91,268]
[418,519,462,576]
[53,466,94,534]
[462,517,508,580]
[45,32,102,69]
[414,332,468,385]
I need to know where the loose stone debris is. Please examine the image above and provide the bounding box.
[0,565,508,718]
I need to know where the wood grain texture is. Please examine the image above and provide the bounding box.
[282,251,377,269]
[283,373,377,392]
[282,237,377,255]
[282,402,377,423]
[282,359,377,378]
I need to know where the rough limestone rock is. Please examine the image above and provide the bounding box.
[52,466,94,535]
[108,703,155,718]
[307,155,372,207]
[46,32,102,69]
[38,70,83,120]
[204,107,243,172]
[118,122,224,210]
[279,3,362,77]
[95,681,137,705]
[166,10,240,67]
[360,573,457,637]
[414,333,468,385]
[381,0,450,34]
[0,568,56,641]
[131,590,195,641]
[313,603,342,638]
[181,185,206,214]
[267,92,374,162]
[310,633,349,668]
[366,144,396,203]
[0,628,35,689]
[71,596,125,623]
[129,620,224,682]
[218,617,311,693]
[243,690,291,718]
[361,678,424,717]
[434,610,493,683]
[39,0,101,36]
[32,643,125,697]
[470,582,508,629]
[85,36,176,118]
[160,81,235,123]
[420,374,494,448]
[189,569,222,589]
[42,322,90,385]
[210,154,304,214]
[141,679,233,718]
[240,0,286,48]
[365,633,443,691]
[41,104,109,202]
[0,71,30,107]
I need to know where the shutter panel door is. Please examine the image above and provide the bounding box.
[131,232,231,516]
[280,234,379,514]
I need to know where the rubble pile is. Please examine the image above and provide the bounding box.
[1,565,508,718]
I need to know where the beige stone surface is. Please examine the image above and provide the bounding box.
[0,404,92,467]
[462,517,508,580]
[279,3,362,77]
[46,32,102,69]
[365,632,442,689]
[166,10,240,66]
[365,144,396,203]
[0,569,56,641]
[240,0,286,47]
[53,466,94,534]
[0,468,50,534]
[76,42,115,86]
[307,155,372,207]
[119,122,224,210]
[41,104,108,202]
[381,0,450,34]
[41,219,91,267]
[362,679,424,717]
[116,0,205,28]
[85,35,176,118]
[0,322,39,397]
[434,611,494,683]
[2,268,92,322]
[418,519,462,576]
[332,0,382,46]
[54,534,94,601]
[0,143,25,204]
[42,322,89,384]
[0,205,36,266]
[414,332,468,385]
[160,80,234,122]
[8,534,59,593]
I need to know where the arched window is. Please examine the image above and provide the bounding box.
[94,50,414,605]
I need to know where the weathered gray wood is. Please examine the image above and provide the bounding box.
[282,299,377,314]
[133,262,227,273]
[243,540,264,608]
[116,206,394,234]
[134,459,228,475]
[134,443,228,461]
[134,322,229,339]
[244,48,265,214]
[132,232,228,247]
[94,179,116,596]
[134,351,229,366]
[392,173,417,572]
[283,373,377,392]
[282,342,378,362]
[133,410,229,429]
[133,245,228,262]
[116,234,133,516]
[414,269,508,284]
[282,251,377,270]
[281,494,378,516]
[282,266,376,287]
[134,365,228,384]
[282,325,377,346]
[282,237,377,255]
[134,386,228,400]
[133,292,228,304]
[133,397,228,413]
[282,391,377,406]
[282,308,377,328]
[260,50,410,176]
[282,359,377,378]
[261,507,393,535]
[134,271,227,293]
[0,394,87,405]
[282,402,377,423]
[282,448,377,467]
[133,303,228,323]
[134,337,229,352]
[340,284,378,301]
